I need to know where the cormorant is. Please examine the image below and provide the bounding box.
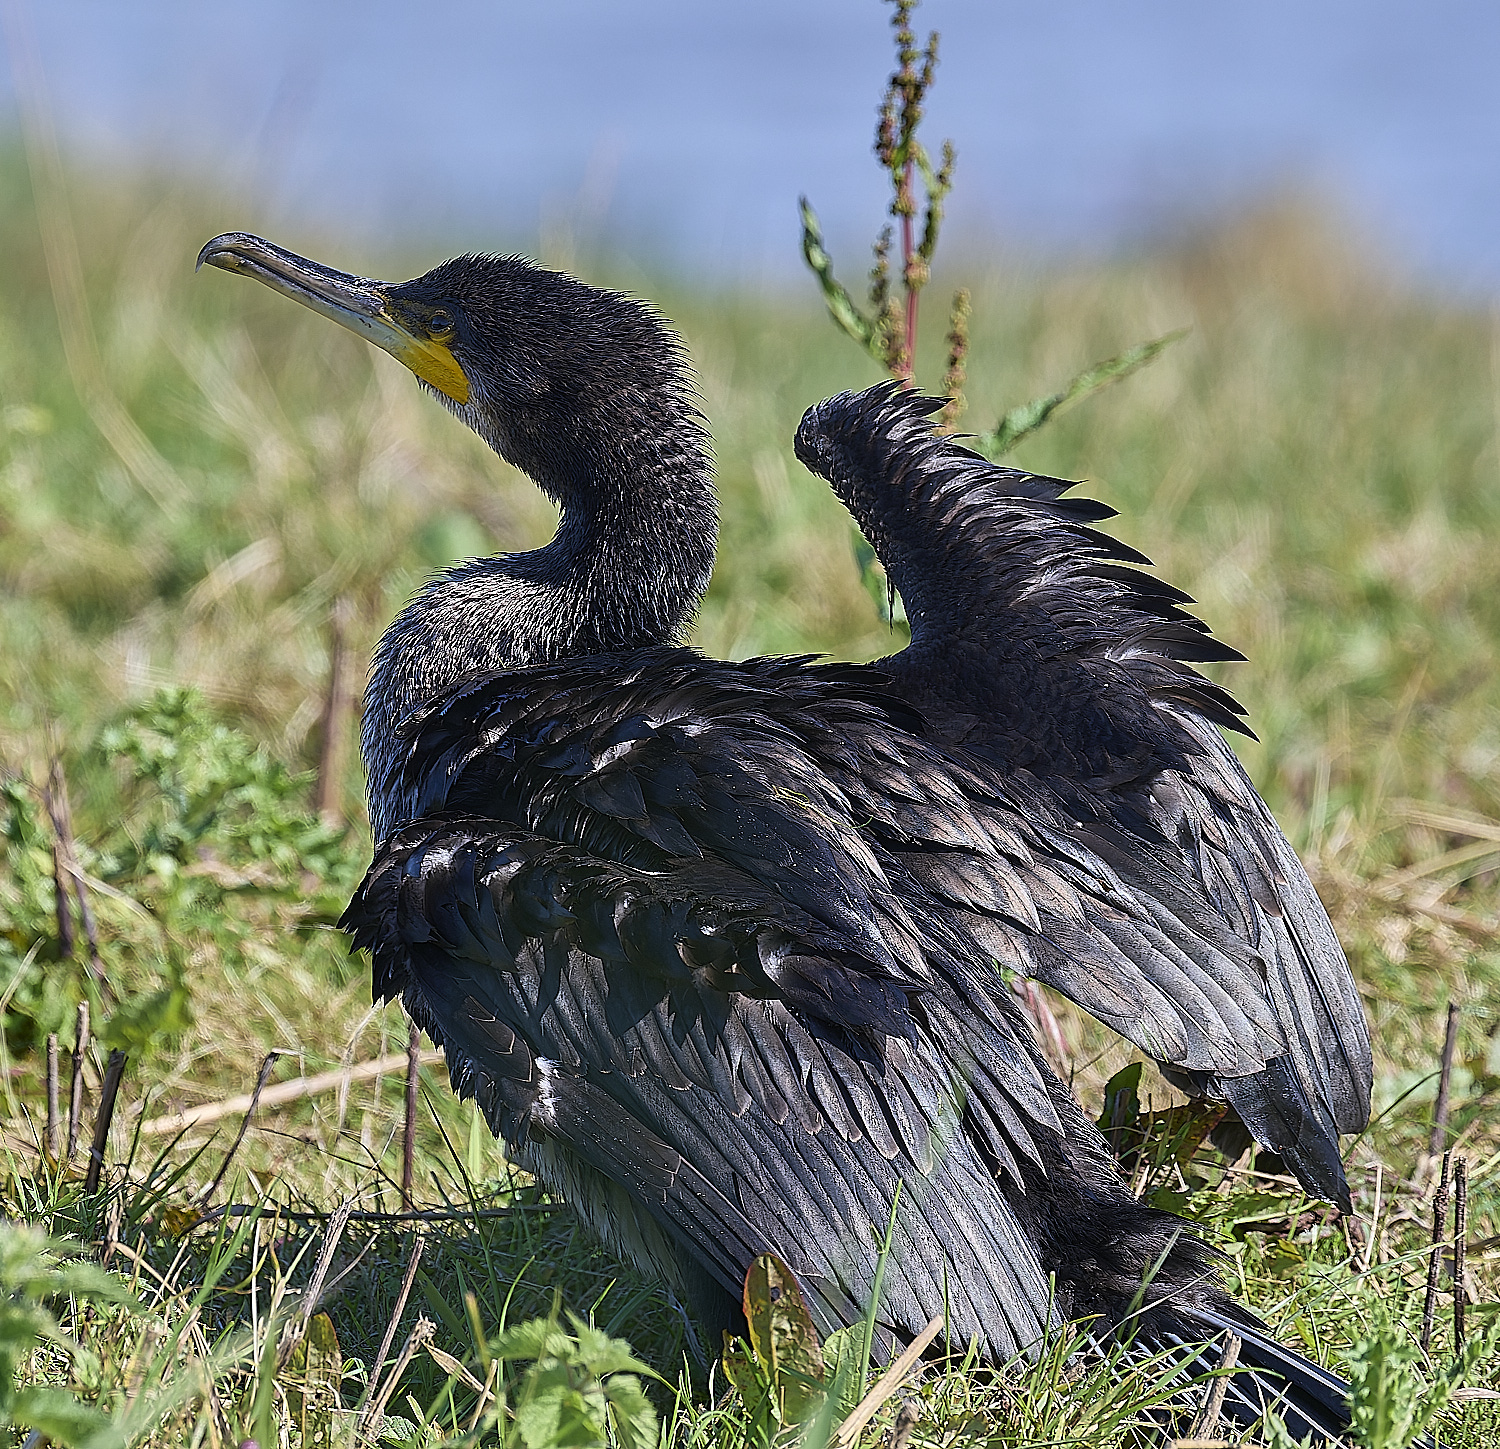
[199,232,1377,1440]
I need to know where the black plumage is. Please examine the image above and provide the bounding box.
[199,233,1379,1441]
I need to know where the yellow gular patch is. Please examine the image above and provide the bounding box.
[392,327,471,404]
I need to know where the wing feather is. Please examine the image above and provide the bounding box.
[796,384,1372,1208]
[347,813,1059,1355]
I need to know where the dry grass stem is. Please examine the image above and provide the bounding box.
[136,1050,444,1137]
[202,1051,281,1205]
[277,1199,354,1367]
[66,999,89,1161]
[362,1314,435,1435]
[889,1398,919,1449]
[1431,1002,1462,1155]
[402,1014,420,1212]
[45,1031,60,1157]
[1455,1155,1469,1347]
[45,757,112,1004]
[831,1312,944,1447]
[1422,1150,1452,1352]
[1186,1332,1241,1441]
[354,1232,427,1428]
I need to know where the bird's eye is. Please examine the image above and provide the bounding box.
[427,311,455,340]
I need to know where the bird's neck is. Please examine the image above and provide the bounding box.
[362,420,716,838]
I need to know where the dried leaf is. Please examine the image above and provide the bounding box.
[743,1252,827,1423]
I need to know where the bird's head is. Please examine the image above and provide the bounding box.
[197,233,696,507]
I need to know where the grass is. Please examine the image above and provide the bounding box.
[0,147,1498,1445]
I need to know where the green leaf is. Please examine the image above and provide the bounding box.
[0,1226,134,1308]
[1259,1411,1317,1449]
[481,1314,659,1449]
[9,1386,123,1449]
[1341,1304,1500,1448]
[720,1329,761,1398]
[489,1318,575,1364]
[819,1327,867,1423]
[415,1265,469,1342]
[1096,1060,1144,1157]
[286,1312,342,1449]
[600,1373,657,1449]
[373,1414,422,1447]
[241,1304,282,1449]
[799,198,884,362]
[975,330,1188,458]
[561,1314,655,1380]
[721,1327,778,1446]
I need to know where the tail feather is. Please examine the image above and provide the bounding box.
[1171,1303,1437,1449]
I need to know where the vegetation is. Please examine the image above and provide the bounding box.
[1,67,1499,1449]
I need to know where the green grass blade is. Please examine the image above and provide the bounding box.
[974,328,1188,457]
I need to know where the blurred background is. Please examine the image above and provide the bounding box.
[5,0,1499,290]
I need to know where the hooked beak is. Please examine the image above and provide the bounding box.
[196,232,470,405]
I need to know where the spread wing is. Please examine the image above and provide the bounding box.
[349,652,1084,1353]
[387,651,1299,1105]
[796,384,1372,1208]
[346,645,1354,1362]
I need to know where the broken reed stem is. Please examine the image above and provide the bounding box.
[136,1048,443,1137]
[1421,1150,1452,1353]
[46,756,75,964]
[366,1316,435,1430]
[312,595,353,826]
[71,870,107,1002]
[45,1033,60,1158]
[1361,1161,1384,1272]
[357,1251,432,1436]
[402,1015,421,1211]
[50,839,75,960]
[66,999,89,1161]
[1454,1156,1468,1347]
[831,1312,944,1448]
[202,1051,280,1206]
[1429,1001,1460,1155]
[83,1047,126,1194]
[1187,1332,1242,1441]
[202,1202,552,1226]
[890,1400,920,1449]
[278,1200,354,1368]
[355,1232,426,1424]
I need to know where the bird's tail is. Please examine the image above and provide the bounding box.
[1159,1302,1437,1448]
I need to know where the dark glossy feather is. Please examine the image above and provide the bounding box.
[797,383,1372,1210]
[344,636,1359,1381]
[346,805,1228,1361]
